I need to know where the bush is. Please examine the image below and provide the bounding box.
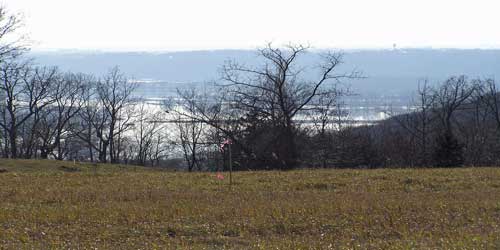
[433,132,464,167]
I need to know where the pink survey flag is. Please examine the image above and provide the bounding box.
[220,139,232,151]
[216,173,225,180]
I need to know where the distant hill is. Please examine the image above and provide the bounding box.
[29,49,500,96]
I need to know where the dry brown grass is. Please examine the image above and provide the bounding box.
[1,160,500,249]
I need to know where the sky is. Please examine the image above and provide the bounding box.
[4,0,500,51]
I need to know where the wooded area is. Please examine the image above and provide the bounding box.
[1,7,499,170]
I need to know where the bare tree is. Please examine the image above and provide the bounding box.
[0,59,57,158]
[21,66,59,158]
[219,43,359,169]
[455,89,491,166]
[477,79,500,131]
[431,76,477,167]
[148,128,171,167]
[307,88,348,168]
[413,82,436,165]
[0,7,27,60]
[74,79,101,162]
[37,72,86,159]
[132,102,166,166]
[433,76,476,135]
[388,80,436,166]
[0,59,29,157]
[73,67,136,163]
[96,67,137,163]
[167,89,207,172]
[468,78,500,164]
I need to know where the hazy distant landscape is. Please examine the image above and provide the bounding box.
[29,48,500,121]
[31,48,500,96]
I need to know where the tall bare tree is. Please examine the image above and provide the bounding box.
[477,79,500,131]
[167,89,208,171]
[388,80,436,166]
[307,88,348,168]
[0,60,57,158]
[96,67,137,163]
[73,67,136,163]
[433,76,476,135]
[132,102,166,166]
[21,66,59,158]
[74,79,100,162]
[37,72,86,159]
[431,76,477,167]
[0,59,29,157]
[219,43,359,169]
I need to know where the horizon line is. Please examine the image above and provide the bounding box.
[28,45,500,54]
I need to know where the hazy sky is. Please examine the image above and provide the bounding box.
[4,0,500,51]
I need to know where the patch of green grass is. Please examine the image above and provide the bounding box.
[1,161,500,249]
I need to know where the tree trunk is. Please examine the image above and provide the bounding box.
[99,142,108,163]
[9,128,17,158]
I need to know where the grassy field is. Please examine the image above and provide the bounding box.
[1,160,500,249]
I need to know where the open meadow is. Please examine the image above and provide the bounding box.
[1,160,500,249]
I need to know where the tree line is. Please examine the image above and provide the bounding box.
[354,77,500,168]
[0,59,171,164]
[2,6,499,170]
[170,48,500,170]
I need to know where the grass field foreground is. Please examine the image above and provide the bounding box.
[1,160,500,249]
